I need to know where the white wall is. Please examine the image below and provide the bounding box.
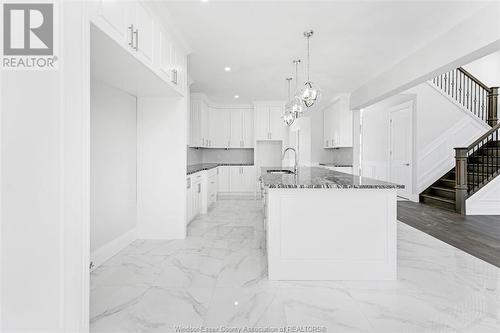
[463,51,500,87]
[90,80,137,264]
[351,2,500,109]
[360,82,489,198]
[137,97,187,239]
[466,176,500,215]
[1,2,90,331]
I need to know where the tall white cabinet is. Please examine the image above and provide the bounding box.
[323,94,353,148]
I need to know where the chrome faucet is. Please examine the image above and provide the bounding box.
[282,147,298,174]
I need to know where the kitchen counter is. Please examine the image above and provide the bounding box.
[262,167,399,281]
[187,163,253,175]
[260,167,403,189]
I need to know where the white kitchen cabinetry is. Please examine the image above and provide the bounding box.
[209,108,230,148]
[190,104,254,149]
[96,0,132,44]
[219,166,256,194]
[186,175,202,223]
[190,96,211,148]
[323,94,352,148]
[207,169,218,206]
[132,2,154,65]
[230,109,243,148]
[254,104,285,141]
[242,108,254,148]
[90,0,187,96]
[218,167,231,192]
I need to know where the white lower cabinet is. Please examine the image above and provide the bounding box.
[186,172,203,224]
[219,166,256,194]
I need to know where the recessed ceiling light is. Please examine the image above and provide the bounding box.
[224,67,231,72]
[234,95,239,99]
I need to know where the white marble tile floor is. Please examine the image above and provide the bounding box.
[91,199,500,332]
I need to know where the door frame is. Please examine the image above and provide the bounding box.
[388,100,416,201]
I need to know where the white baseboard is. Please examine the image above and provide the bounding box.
[90,228,137,271]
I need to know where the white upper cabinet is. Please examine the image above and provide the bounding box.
[242,108,254,148]
[96,0,133,45]
[157,26,172,81]
[254,104,285,141]
[229,109,243,148]
[323,94,352,148]
[132,2,154,65]
[189,103,254,149]
[91,0,188,96]
[209,108,230,148]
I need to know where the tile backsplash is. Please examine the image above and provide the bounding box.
[187,147,254,165]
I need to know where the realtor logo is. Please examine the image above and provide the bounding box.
[2,2,58,69]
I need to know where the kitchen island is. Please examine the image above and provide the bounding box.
[260,167,403,280]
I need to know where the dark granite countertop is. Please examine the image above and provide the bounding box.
[187,163,254,175]
[260,167,404,189]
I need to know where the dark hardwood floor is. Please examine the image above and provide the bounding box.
[397,201,500,267]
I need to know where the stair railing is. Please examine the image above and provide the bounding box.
[432,67,498,127]
[455,122,500,214]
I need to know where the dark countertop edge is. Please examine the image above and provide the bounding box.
[187,163,254,175]
[319,163,354,167]
[264,184,404,189]
[260,167,404,190]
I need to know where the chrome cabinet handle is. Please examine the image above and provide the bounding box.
[171,69,178,85]
[133,29,138,51]
[128,24,134,48]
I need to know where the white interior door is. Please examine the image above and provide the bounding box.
[389,103,413,199]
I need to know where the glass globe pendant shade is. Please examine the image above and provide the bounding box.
[299,81,321,108]
[282,103,296,126]
[290,96,304,115]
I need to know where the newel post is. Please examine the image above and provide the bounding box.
[487,87,499,127]
[454,148,468,215]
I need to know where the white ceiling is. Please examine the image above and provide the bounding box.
[158,1,489,104]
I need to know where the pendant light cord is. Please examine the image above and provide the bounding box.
[307,36,310,82]
[294,60,299,91]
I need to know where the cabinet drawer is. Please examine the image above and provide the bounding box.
[207,167,217,178]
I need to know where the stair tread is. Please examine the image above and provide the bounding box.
[421,194,455,204]
[430,186,455,193]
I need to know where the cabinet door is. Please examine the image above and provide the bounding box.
[98,0,132,45]
[269,106,284,141]
[230,167,244,192]
[186,177,193,222]
[339,103,353,147]
[242,108,254,148]
[254,106,269,141]
[190,100,202,147]
[218,167,231,192]
[174,46,187,94]
[200,102,210,147]
[209,108,230,148]
[230,109,243,148]
[241,167,256,192]
[323,108,329,148]
[133,2,154,65]
[158,27,172,81]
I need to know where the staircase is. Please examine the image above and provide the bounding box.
[420,67,499,213]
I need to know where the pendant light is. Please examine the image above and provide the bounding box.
[290,59,304,116]
[297,30,321,108]
[282,77,295,126]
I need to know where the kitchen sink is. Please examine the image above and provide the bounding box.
[267,169,295,175]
